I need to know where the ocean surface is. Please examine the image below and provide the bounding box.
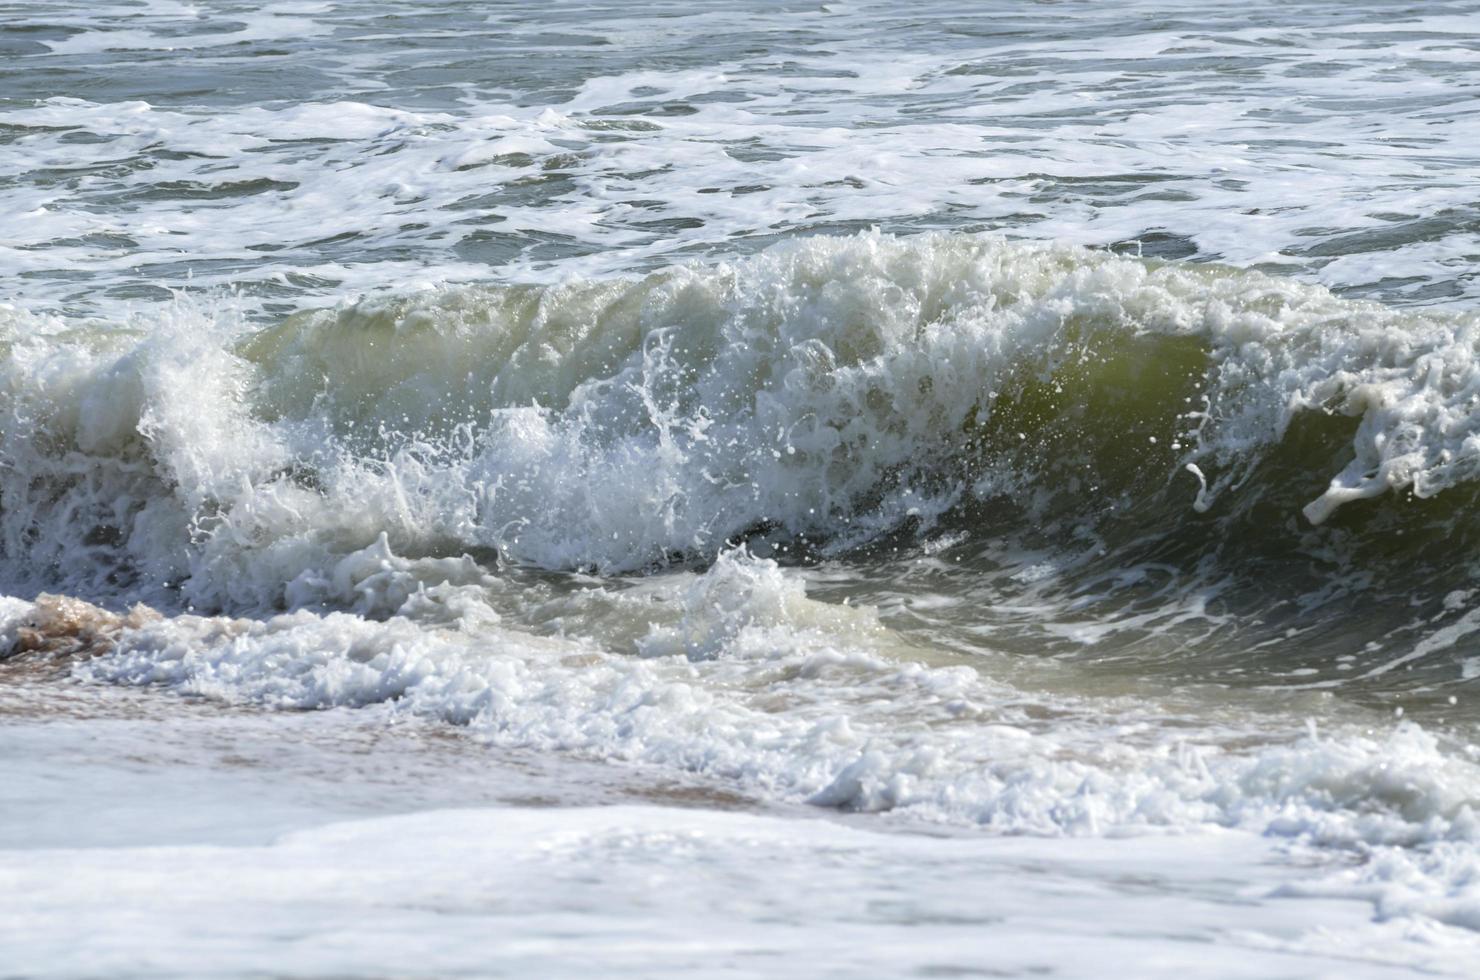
[5,1,1480,976]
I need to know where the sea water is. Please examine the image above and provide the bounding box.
[5,2,1480,976]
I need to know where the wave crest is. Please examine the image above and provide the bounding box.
[3,231,1478,610]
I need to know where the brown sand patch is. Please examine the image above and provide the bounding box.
[2,594,160,675]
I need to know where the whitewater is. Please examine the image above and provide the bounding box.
[5,1,1480,976]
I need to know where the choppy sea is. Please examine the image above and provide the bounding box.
[5,2,1480,976]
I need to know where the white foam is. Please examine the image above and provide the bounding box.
[4,0,1479,315]
[34,548,1470,853]
[4,234,1478,606]
[6,3,1480,963]
[5,801,1476,978]
[11,569,1480,967]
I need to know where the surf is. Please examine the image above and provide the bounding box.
[3,231,1477,604]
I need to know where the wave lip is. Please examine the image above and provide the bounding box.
[3,231,1480,610]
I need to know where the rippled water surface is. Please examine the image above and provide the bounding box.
[5,0,1479,316]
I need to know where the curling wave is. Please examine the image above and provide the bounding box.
[2,231,1479,617]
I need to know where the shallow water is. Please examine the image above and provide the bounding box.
[6,2,1480,976]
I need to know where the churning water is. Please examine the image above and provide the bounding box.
[5,2,1480,976]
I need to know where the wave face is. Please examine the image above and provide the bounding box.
[4,231,1480,699]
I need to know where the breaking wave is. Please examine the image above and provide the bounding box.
[7,232,1480,852]
[3,231,1477,615]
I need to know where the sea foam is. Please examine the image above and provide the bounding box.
[3,233,1479,609]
